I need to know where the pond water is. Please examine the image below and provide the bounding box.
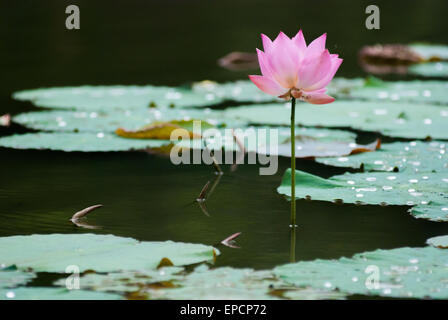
[1,0,448,274]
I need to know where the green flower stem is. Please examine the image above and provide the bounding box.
[290,97,296,227]
[290,227,296,262]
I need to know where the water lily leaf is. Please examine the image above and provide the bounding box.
[13,85,223,110]
[0,287,122,300]
[281,288,347,300]
[192,80,280,103]
[262,135,380,159]
[409,62,448,78]
[316,141,447,173]
[0,269,35,289]
[155,266,280,300]
[274,244,448,299]
[53,267,185,293]
[426,235,448,249]
[0,132,171,152]
[346,80,448,105]
[53,264,349,300]
[0,234,218,273]
[225,101,448,139]
[409,43,448,61]
[12,108,233,133]
[116,120,215,140]
[67,265,280,299]
[278,169,448,222]
[233,126,358,156]
[192,78,363,103]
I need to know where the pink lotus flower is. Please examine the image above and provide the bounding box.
[249,30,342,104]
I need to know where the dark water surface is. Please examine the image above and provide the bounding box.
[1,0,448,270]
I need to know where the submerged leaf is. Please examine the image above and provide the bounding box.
[12,108,234,133]
[262,135,380,159]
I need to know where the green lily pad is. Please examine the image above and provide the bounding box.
[0,287,122,300]
[13,85,223,111]
[192,78,364,103]
[316,141,447,173]
[426,235,448,249]
[274,244,448,299]
[54,267,185,293]
[224,101,448,139]
[192,80,279,103]
[409,43,448,61]
[278,169,448,221]
[282,288,346,300]
[226,126,357,155]
[0,269,36,289]
[12,108,238,133]
[158,265,279,300]
[0,234,218,273]
[0,132,171,152]
[347,80,448,105]
[59,264,344,300]
[409,62,448,78]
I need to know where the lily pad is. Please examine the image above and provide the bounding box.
[426,235,448,249]
[157,266,279,300]
[0,287,122,300]
[409,62,448,78]
[224,101,448,139]
[262,136,380,159]
[53,267,185,293]
[278,169,448,221]
[0,132,171,152]
[116,119,216,140]
[0,234,218,273]
[274,244,448,299]
[192,80,280,103]
[192,78,363,103]
[0,269,36,289]
[12,108,235,133]
[347,80,448,105]
[409,43,448,61]
[57,264,344,300]
[230,126,357,155]
[316,141,447,173]
[13,85,223,110]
